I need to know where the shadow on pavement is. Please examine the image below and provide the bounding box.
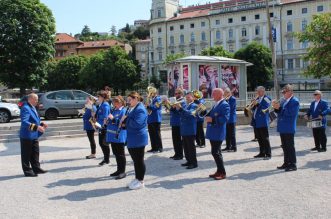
[147,177,210,190]
[301,159,331,171]
[49,187,129,201]
[227,168,283,181]
[0,174,24,181]
[48,165,100,173]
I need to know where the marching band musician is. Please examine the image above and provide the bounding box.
[20,93,48,177]
[273,84,300,172]
[251,86,272,160]
[222,88,237,152]
[205,88,230,180]
[304,90,330,152]
[96,90,111,166]
[83,96,97,159]
[146,87,163,153]
[169,88,186,160]
[125,92,148,190]
[194,90,206,148]
[177,91,199,169]
[106,96,127,180]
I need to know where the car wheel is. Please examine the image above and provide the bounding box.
[0,109,10,123]
[45,109,58,120]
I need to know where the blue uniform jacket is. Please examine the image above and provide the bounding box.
[252,95,271,128]
[147,96,162,124]
[126,102,148,148]
[20,103,43,140]
[179,102,198,136]
[83,105,97,131]
[96,102,110,130]
[227,96,237,124]
[275,96,300,134]
[306,99,329,128]
[170,101,187,127]
[195,98,205,122]
[106,107,127,143]
[206,100,230,141]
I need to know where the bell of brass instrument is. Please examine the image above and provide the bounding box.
[192,101,212,118]
[145,84,158,115]
[244,96,259,117]
[192,90,203,100]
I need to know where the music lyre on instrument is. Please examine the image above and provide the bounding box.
[307,118,323,129]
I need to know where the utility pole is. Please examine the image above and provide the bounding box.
[266,0,280,99]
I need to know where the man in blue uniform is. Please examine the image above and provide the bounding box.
[274,84,300,172]
[20,93,48,177]
[252,86,272,159]
[169,88,186,160]
[146,89,163,153]
[304,90,330,152]
[205,88,230,180]
[222,88,237,152]
[177,91,198,169]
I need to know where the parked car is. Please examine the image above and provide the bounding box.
[0,96,20,123]
[38,90,94,120]
[18,93,44,109]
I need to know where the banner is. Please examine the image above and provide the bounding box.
[221,65,240,98]
[198,64,219,98]
[168,64,180,97]
[183,64,189,91]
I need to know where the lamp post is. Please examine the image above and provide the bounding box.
[266,0,280,99]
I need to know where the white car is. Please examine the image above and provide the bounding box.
[0,97,20,123]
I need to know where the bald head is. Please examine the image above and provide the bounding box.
[28,93,38,106]
[212,88,224,101]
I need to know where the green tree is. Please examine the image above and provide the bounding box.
[46,56,88,90]
[163,53,187,65]
[81,25,92,37]
[150,73,161,89]
[0,0,56,96]
[110,25,117,36]
[133,26,150,40]
[296,13,331,78]
[124,23,131,33]
[80,46,140,94]
[234,42,272,91]
[200,45,233,58]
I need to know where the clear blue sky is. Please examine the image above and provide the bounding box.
[40,0,219,34]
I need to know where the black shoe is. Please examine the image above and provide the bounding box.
[222,147,230,152]
[199,145,206,148]
[110,171,120,177]
[158,148,163,153]
[147,149,155,153]
[263,155,272,160]
[251,138,258,142]
[24,171,38,177]
[169,155,175,159]
[228,147,237,152]
[173,157,183,160]
[311,147,319,151]
[195,144,199,148]
[277,163,288,170]
[86,154,96,159]
[254,153,265,158]
[34,169,48,174]
[181,162,189,167]
[115,173,126,180]
[98,160,109,166]
[318,148,326,152]
[186,165,198,169]
[285,165,297,172]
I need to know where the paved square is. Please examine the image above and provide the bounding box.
[0,126,330,218]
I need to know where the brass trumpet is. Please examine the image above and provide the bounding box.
[244,96,259,117]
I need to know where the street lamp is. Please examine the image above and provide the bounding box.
[266,0,280,99]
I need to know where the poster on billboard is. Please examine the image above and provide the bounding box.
[182,64,190,91]
[198,64,219,98]
[168,64,180,97]
[221,65,240,98]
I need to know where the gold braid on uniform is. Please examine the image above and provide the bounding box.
[29,123,38,131]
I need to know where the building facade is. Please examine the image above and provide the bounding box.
[135,39,151,80]
[149,0,331,90]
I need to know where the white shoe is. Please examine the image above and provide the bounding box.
[129,180,144,190]
[127,179,138,188]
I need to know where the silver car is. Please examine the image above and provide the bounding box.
[38,90,93,120]
[0,97,20,123]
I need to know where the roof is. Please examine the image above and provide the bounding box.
[168,0,308,22]
[76,40,124,49]
[172,56,253,66]
[55,33,82,44]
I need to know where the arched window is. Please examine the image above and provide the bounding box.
[201,32,206,41]
[287,22,293,32]
[216,30,221,40]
